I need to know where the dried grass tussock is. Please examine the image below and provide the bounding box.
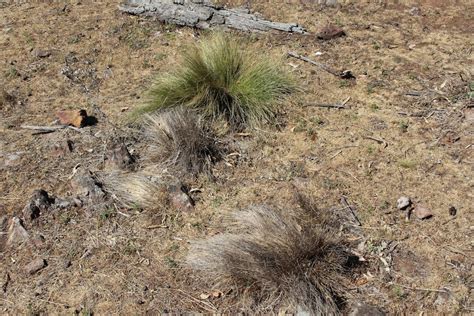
[105,172,170,210]
[187,195,351,314]
[144,108,221,176]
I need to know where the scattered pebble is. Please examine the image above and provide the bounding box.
[317,25,346,40]
[409,7,421,16]
[105,142,135,170]
[397,196,411,210]
[169,185,194,212]
[22,189,54,221]
[24,258,47,275]
[413,205,433,220]
[32,49,51,58]
[63,259,72,269]
[56,109,88,128]
[30,235,47,249]
[6,217,29,246]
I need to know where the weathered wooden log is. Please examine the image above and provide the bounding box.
[119,0,306,33]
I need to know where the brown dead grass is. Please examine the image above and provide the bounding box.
[187,196,352,314]
[0,0,473,315]
[144,108,221,176]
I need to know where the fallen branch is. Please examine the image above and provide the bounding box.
[20,125,83,134]
[288,51,355,79]
[119,0,306,34]
[20,125,67,132]
[309,104,346,109]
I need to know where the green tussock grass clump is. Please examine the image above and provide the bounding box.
[134,33,295,128]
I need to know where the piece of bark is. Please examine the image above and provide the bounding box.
[119,0,306,33]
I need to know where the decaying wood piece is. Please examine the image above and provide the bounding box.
[119,0,306,33]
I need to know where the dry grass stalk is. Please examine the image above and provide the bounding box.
[187,195,351,314]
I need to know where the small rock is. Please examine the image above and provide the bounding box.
[105,142,135,170]
[30,234,46,249]
[317,25,345,40]
[414,205,433,220]
[434,287,452,306]
[51,140,74,157]
[24,258,47,274]
[349,302,385,316]
[7,217,29,246]
[72,197,83,207]
[199,293,210,300]
[33,49,51,58]
[70,170,105,201]
[169,185,194,212]
[397,196,411,210]
[449,206,457,216]
[55,198,72,209]
[409,7,421,16]
[22,189,54,221]
[63,259,72,269]
[56,109,88,128]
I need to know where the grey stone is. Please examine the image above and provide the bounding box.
[6,217,29,247]
[105,142,135,170]
[24,258,47,274]
[397,196,411,210]
[70,170,105,201]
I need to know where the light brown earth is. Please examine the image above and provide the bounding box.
[0,0,472,314]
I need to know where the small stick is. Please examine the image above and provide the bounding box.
[364,136,388,148]
[405,91,422,97]
[20,125,67,132]
[288,51,345,78]
[308,103,346,109]
[116,211,131,218]
[306,97,351,109]
[144,224,168,229]
[20,125,82,134]
[341,196,362,226]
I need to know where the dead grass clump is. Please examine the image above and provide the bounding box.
[135,33,295,128]
[105,173,170,210]
[145,107,220,176]
[186,198,351,314]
